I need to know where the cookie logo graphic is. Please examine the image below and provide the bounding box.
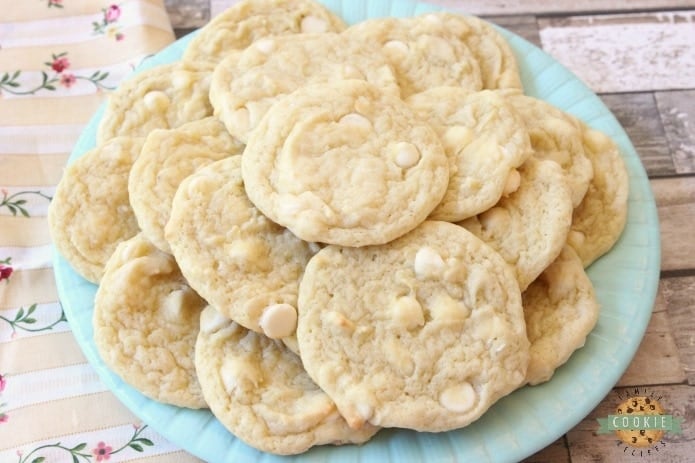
[597,388,684,457]
[614,396,665,448]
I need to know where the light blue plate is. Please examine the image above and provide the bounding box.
[53,1,661,461]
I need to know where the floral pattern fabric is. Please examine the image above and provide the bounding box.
[0,1,199,461]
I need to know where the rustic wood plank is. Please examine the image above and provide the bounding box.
[427,0,695,16]
[537,11,695,93]
[617,285,686,386]
[650,176,695,272]
[661,276,695,386]
[566,384,695,463]
[165,0,210,28]
[482,15,541,47]
[521,437,571,463]
[655,90,695,174]
[600,92,675,177]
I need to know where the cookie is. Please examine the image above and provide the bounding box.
[297,221,529,432]
[165,156,316,341]
[522,245,600,385]
[128,117,244,253]
[567,127,629,267]
[505,92,594,207]
[209,32,400,143]
[194,305,379,455]
[48,136,144,283]
[182,0,346,70]
[459,157,573,291]
[615,397,665,448]
[424,12,523,90]
[241,79,449,247]
[406,88,532,221]
[93,234,207,408]
[343,16,482,97]
[97,63,212,144]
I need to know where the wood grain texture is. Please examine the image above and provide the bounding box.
[165,0,210,28]
[616,287,686,387]
[655,90,695,174]
[483,15,541,47]
[537,11,695,93]
[661,276,695,386]
[600,93,675,177]
[427,0,695,15]
[650,176,695,272]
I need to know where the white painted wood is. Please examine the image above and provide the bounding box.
[538,11,695,93]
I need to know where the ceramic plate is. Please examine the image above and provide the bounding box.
[53,0,661,461]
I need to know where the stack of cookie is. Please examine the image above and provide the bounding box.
[48,0,629,456]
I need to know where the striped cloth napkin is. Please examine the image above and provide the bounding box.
[0,1,201,461]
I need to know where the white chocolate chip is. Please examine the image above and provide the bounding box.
[339,112,372,130]
[442,125,474,152]
[392,296,424,330]
[160,288,197,322]
[414,246,445,279]
[383,39,409,55]
[502,169,521,196]
[439,382,476,413]
[225,238,270,272]
[221,356,262,394]
[199,306,229,333]
[300,15,328,33]
[172,72,192,89]
[428,291,469,322]
[393,142,421,168]
[259,303,297,339]
[254,37,276,54]
[143,90,170,111]
[131,254,174,276]
[423,13,442,24]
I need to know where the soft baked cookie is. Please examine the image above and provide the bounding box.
[194,305,379,455]
[166,156,316,341]
[128,117,244,253]
[209,32,400,143]
[406,88,532,221]
[241,79,449,247]
[504,92,594,207]
[567,127,629,267]
[343,16,482,97]
[48,137,144,283]
[522,245,600,385]
[182,0,346,70]
[97,63,212,144]
[93,234,207,408]
[459,157,573,290]
[297,221,529,432]
[423,12,523,90]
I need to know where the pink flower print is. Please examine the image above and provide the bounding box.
[0,264,12,282]
[0,374,6,392]
[51,56,70,73]
[0,413,8,423]
[105,5,121,23]
[60,73,76,88]
[49,0,63,6]
[115,32,125,41]
[93,442,113,461]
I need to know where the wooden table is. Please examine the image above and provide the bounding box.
[163,1,695,461]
